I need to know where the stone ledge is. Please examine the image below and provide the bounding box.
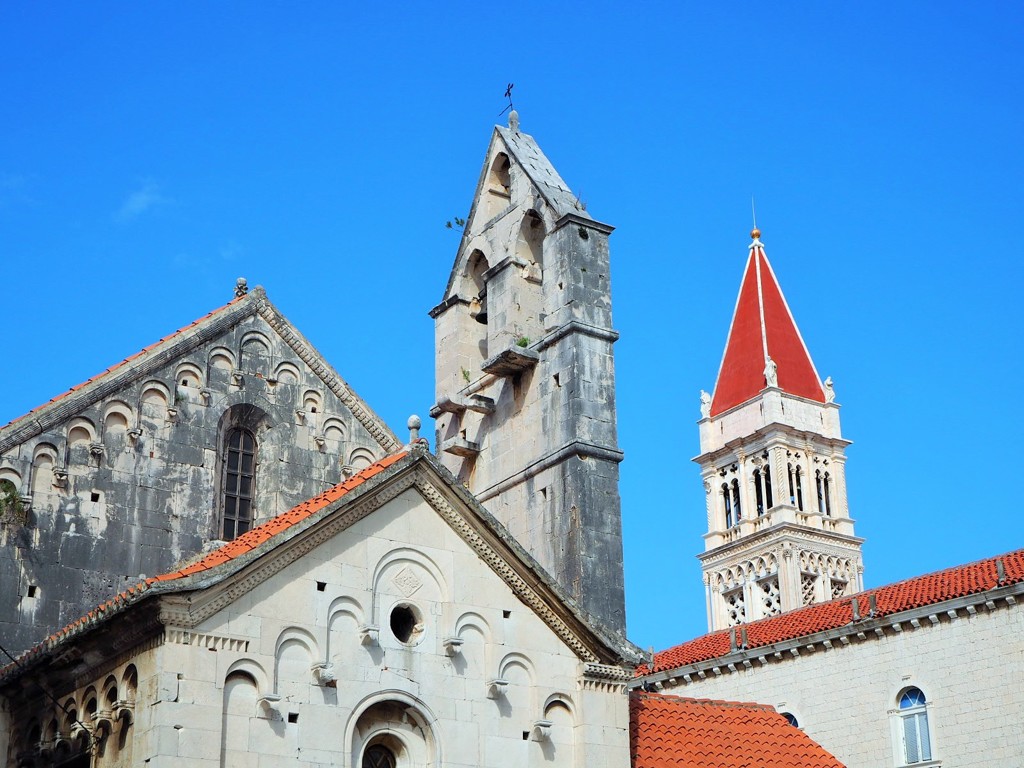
[481,347,539,377]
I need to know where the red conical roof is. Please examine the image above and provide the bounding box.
[710,230,824,416]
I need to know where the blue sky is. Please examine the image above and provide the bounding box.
[2,3,1022,650]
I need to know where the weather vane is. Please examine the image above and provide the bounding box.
[498,83,514,117]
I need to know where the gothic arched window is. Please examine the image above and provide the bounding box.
[221,428,256,540]
[722,483,733,528]
[896,687,932,764]
[731,479,742,522]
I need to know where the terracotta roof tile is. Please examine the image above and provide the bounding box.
[2,452,409,676]
[630,692,846,767]
[643,548,1024,675]
[1,295,246,430]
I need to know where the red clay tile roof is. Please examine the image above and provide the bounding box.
[631,692,845,768]
[710,232,824,416]
[1,452,408,676]
[1,294,247,431]
[642,548,1024,675]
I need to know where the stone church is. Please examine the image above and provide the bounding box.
[0,114,1020,767]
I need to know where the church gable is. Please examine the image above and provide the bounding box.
[0,285,399,658]
[1,451,635,768]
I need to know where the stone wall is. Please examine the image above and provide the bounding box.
[2,487,632,768]
[0,301,396,656]
[650,602,1024,767]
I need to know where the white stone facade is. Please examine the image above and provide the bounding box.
[641,593,1024,767]
[697,385,862,631]
[1,455,635,768]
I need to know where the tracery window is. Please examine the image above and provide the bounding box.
[897,687,932,764]
[724,588,745,626]
[800,572,817,605]
[221,428,256,540]
[759,577,781,616]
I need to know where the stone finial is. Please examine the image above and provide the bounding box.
[235,277,249,298]
[508,109,519,132]
[408,415,422,444]
[699,390,712,418]
[823,376,836,403]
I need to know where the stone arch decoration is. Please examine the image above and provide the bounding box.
[274,360,301,384]
[323,417,346,441]
[209,345,235,373]
[302,389,324,415]
[66,416,96,446]
[31,443,58,496]
[345,691,443,768]
[370,547,449,631]
[174,361,204,390]
[348,447,376,471]
[542,693,577,762]
[224,657,270,695]
[327,595,365,668]
[139,380,171,426]
[221,670,260,765]
[274,626,318,700]
[102,400,133,436]
[239,331,272,374]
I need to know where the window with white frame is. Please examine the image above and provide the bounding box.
[896,687,933,765]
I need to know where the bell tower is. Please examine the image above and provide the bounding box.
[696,229,863,632]
[429,112,625,634]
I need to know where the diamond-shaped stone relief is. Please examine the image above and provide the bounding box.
[393,566,423,597]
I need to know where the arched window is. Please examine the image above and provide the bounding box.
[722,483,733,528]
[731,479,742,522]
[788,465,804,511]
[221,429,256,540]
[822,472,832,517]
[816,470,832,516]
[897,687,932,764]
[753,469,764,516]
[781,712,799,728]
[763,463,773,509]
[363,745,397,768]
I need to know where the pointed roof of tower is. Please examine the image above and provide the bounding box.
[710,229,825,416]
[435,113,595,305]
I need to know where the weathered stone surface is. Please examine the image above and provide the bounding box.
[0,291,399,656]
[431,126,625,635]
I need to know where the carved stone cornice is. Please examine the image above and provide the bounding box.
[255,299,401,452]
[0,289,402,455]
[413,470,599,664]
[699,524,864,568]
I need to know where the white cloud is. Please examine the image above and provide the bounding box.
[115,181,166,222]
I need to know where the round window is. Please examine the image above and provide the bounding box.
[389,603,424,644]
